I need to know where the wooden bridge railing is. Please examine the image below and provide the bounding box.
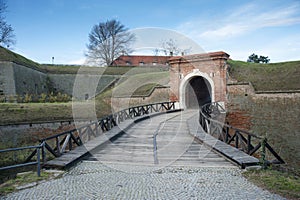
[37,101,178,163]
[0,142,44,176]
[199,102,285,165]
[0,102,178,173]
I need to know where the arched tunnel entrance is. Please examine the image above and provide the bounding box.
[185,76,212,109]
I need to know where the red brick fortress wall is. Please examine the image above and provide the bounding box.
[168,51,230,108]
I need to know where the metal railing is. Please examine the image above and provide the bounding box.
[0,142,44,176]
[199,102,285,165]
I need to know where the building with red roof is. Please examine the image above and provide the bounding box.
[111,55,171,66]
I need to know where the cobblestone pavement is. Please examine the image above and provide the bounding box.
[3,161,285,200]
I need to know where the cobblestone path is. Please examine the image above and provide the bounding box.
[3,161,285,200]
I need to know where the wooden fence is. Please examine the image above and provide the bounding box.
[199,102,285,165]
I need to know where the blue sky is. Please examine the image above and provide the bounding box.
[6,0,300,64]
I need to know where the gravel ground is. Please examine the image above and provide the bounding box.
[2,161,285,200]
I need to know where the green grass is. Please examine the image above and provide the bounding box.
[0,171,62,196]
[227,60,300,91]
[40,64,134,75]
[0,46,41,71]
[0,99,112,126]
[133,83,165,96]
[0,103,73,125]
[243,169,300,199]
[112,71,169,97]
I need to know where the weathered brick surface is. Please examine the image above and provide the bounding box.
[226,83,300,170]
[169,52,229,105]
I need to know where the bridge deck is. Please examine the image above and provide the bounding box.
[86,110,234,168]
[45,110,259,169]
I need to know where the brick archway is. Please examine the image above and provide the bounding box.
[169,51,229,109]
[179,70,214,109]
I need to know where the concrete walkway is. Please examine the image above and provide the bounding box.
[3,161,285,199]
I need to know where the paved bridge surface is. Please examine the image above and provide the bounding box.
[85,110,234,168]
[45,109,259,169]
[44,110,239,169]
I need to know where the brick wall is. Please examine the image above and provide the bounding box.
[226,83,300,169]
[169,52,229,106]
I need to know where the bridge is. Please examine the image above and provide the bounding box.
[0,101,286,199]
[45,107,234,169]
[2,100,285,179]
[26,101,281,171]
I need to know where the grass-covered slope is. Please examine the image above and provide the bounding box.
[111,71,169,97]
[0,46,41,70]
[40,64,168,75]
[227,60,300,91]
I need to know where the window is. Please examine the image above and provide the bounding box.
[126,61,131,65]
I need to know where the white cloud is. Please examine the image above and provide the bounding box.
[175,2,300,62]
[178,2,300,40]
[67,57,86,65]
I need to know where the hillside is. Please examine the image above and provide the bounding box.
[0,46,41,71]
[112,71,169,97]
[227,60,300,92]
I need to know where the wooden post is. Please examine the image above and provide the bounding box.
[37,147,41,177]
[260,137,267,169]
[42,141,46,164]
[235,131,239,148]
[56,137,61,156]
[225,125,229,143]
[247,135,251,154]
[69,133,73,151]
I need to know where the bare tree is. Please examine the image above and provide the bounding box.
[86,19,135,66]
[160,39,191,56]
[0,0,15,47]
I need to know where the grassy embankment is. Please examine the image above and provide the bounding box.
[228,60,300,199]
[243,169,300,200]
[227,60,300,91]
[0,46,169,125]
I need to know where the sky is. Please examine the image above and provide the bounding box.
[5,0,300,64]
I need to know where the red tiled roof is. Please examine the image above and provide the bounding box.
[111,55,171,66]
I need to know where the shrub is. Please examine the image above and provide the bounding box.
[23,94,32,103]
[0,96,6,103]
[39,93,47,103]
[49,92,57,103]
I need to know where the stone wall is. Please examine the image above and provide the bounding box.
[0,61,117,100]
[226,83,300,170]
[0,62,16,96]
[49,74,116,100]
[13,63,48,95]
[0,62,48,96]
